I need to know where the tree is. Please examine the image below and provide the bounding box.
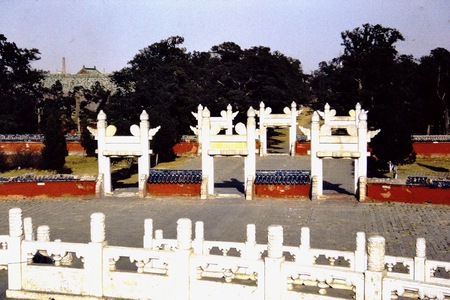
[311,24,417,165]
[107,36,310,160]
[0,34,44,133]
[41,108,68,171]
[418,48,450,134]
[39,80,76,133]
[109,36,198,161]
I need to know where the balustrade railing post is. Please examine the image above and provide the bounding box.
[299,227,313,265]
[364,235,386,300]
[193,221,204,255]
[36,225,50,242]
[355,232,366,272]
[243,224,257,259]
[175,218,192,300]
[265,225,285,300]
[86,212,106,297]
[143,218,153,249]
[8,208,24,291]
[23,217,34,241]
[414,237,426,281]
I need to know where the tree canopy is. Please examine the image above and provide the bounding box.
[311,24,424,165]
[108,36,310,160]
[0,34,44,133]
[0,31,449,166]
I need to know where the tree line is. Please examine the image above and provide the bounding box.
[0,24,449,169]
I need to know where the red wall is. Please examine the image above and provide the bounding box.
[367,183,450,205]
[0,181,96,197]
[147,183,200,196]
[412,142,450,157]
[172,142,198,156]
[0,142,85,155]
[295,142,310,155]
[295,142,450,157]
[255,184,310,198]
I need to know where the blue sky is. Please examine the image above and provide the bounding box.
[1,0,449,74]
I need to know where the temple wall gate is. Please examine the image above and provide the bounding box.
[92,110,160,197]
[306,103,379,200]
[256,101,301,156]
[200,107,257,200]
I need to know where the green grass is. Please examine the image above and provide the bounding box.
[385,157,450,179]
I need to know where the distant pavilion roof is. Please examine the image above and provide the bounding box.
[77,65,102,75]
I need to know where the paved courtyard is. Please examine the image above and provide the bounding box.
[0,156,449,299]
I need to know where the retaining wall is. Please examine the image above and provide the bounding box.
[412,142,450,157]
[0,180,96,197]
[367,178,450,204]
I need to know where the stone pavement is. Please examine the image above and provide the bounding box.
[0,156,449,299]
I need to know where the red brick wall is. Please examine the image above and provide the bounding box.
[0,181,96,197]
[412,142,450,157]
[367,183,450,205]
[255,184,310,198]
[147,183,200,196]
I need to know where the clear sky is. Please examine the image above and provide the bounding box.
[1,0,449,74]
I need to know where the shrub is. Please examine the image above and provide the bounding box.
[9,150,42,169]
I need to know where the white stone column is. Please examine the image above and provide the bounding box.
[174,218,192,300]
[354,103,362,127]
[365,236,386,300]
[138,110,150,194]
[310,112,322,198]
[357,110,368,194]
[8,208,23,291]
[414,237,426,281]
[201,107,214,196]
[289,102,298,156]
[195,104,203,155]
[246,107,256,199]
[265,225,285,300]
[259,102,267,156]
[97,110,111,194]
[86,212,106,297]
[323,103,331,124]
[226,104,233,135]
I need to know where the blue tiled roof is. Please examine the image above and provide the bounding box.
[406,176,450,189]
[0,174,80,183]
[148,170,202,184]
[255,170,310,185]
[0,134,80,142]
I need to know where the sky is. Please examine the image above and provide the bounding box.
[1,0,449,74]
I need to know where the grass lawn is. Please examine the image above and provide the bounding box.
[384,157,450,179]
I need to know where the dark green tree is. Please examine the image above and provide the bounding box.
[418,48,450,134]
[0,34,44,133]
[311,24,417,165]
[108,36,310,160]
[39,80,76,133]
[109,36,198,161]
[79,118,96,156]
[41,108,68,171]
